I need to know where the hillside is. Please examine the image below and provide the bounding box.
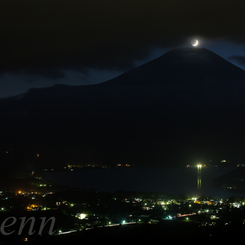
[213,168,245,193]
[0,48,245,170]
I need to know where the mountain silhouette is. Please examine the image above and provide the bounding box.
[1,47,245,169]
[99,48,245,87]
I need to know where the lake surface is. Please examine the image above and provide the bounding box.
[44,167,241,198]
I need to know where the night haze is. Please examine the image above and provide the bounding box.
[1,1,245,243]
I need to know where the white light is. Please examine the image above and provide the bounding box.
[77,213,86,220]
[191,39,199,47]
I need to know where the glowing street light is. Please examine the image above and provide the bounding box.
[76,213,86,220]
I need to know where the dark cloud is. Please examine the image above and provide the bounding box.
[230,55,245,67]
[0,0,245,77]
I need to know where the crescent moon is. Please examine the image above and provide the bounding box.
[192,39,199,47]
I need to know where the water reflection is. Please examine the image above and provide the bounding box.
[197,167,202,189]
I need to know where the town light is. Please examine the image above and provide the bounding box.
[77,213,86,220]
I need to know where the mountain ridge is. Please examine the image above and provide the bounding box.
[98,47,245,87]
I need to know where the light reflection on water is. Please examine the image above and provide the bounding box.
[197,168,202,189]
[44,167,240,198]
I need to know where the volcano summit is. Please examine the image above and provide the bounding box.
[99,48,245,87]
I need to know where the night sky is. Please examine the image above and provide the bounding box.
[1,0,245,98]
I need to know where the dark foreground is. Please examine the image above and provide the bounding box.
[51,223,244,242]
[2,221,244,244]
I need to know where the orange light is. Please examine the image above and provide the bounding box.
[27,204,39,211]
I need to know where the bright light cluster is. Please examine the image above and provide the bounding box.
[78,213,86,220]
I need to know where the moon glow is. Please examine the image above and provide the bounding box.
[191,39,199,47]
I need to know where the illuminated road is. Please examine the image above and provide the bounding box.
[57,222,137,235]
